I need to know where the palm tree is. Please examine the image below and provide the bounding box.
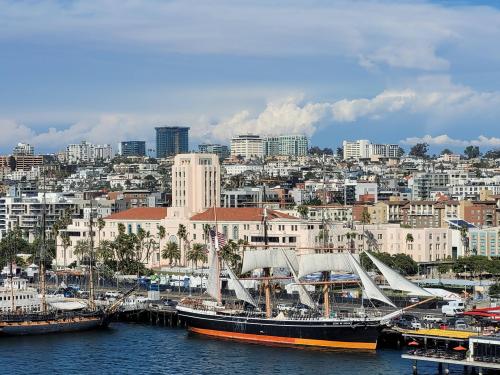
[60,232,71,268]
[162,241,180,266]
[297,205,309,219]
[220,240,241,272]
[360,208,371,225]
[186,243,208,269]
[97,217,105,244]
[177,224,188,266]
[74,239,91,265]
[157,225,166,267]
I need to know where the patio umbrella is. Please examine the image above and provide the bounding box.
[453,345,467,351]
[408,341,419,346]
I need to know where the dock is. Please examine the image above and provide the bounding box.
[117,305,184,328]
[401,328,500,374]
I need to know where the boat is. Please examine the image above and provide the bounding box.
[177,208,434,350]
[0,192,119,336]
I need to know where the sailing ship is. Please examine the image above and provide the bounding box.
[177,209,433,350]
[0,191,115,336]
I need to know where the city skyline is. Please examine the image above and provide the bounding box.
[1,0,500,153]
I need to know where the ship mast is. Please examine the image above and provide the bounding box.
[213,205,222,305]
[40,177,47,313]
[88,196,96,310]
[321,155,330,318]
[262,206,272,318]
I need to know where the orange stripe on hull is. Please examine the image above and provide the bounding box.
[188,327,377,350]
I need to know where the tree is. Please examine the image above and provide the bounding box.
[162,242,180,266]
[297,205,309,219]
[220,240,242,272]
[440,148,453,155]
[490,283,500,298]
[0,228,30,269]
[397,147,405,157]
[360,208,371,225]
[60,232,71,268]
[74,239,91,264]
[186,243,208,269]
[177,224,188,266]
[484,149,500,160]
[409,143,429,158]
[405,233,414,243]
[392,253,418,276]
[97,217,105,244]
[464,145,481,159]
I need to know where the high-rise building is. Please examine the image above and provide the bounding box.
[66,141,113,164]
[264,135,308,157]
[155,127,189,158]
[230,135,264,159]
[170,153,220,218]
[198,144,230,160]
[12,143,34,156]
[119,141,146,157]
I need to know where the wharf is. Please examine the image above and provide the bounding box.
[401,329,500,374]
[117,305,184,328]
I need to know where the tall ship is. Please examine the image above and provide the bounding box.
[0,191,117,336]
[177,209,433,350]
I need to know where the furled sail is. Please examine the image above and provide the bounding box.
[346,252,396,308]
[364,251,433,297]
[223,260,258,307]
[281,250,316,308]
[241,249,299,274]
[298,253,359,278]
[206,241,220,303]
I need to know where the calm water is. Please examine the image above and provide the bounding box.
[0,323,462,375]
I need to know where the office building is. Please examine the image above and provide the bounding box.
[343,139,400,160]
[230,135,264,159]
[12,143,34,156]
[198,144,230,160]
[155,127,189,158]
[170,153,220,218]
[66,141,113,164]
[264,135,308,157]
[119,141,146,157]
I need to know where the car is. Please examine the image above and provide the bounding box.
[439,323,449,330]
[422,314,442,323]
[409,297,420,303]
[454,319,467,330]
[410,319,422,329]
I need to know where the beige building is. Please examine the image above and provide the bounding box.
[230,135,264,159]
[169,153,220,219]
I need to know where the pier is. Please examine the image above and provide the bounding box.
[117,305,184,328]
[401,329,500,374]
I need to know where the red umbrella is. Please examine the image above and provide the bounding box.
[453,345,467,351]
[408,341,419,346]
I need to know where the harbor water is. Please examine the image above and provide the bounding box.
[0,323,467,375]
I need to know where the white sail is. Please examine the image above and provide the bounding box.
[365,252,433,297]
[223,260,258,307]
[241,249,299,274]
[346,252,396,308]
[298,253,359,278]
[206,241,220,302]
[281,250,316,308]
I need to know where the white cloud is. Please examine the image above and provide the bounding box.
[2,0,500,71]
[401,134,500,148]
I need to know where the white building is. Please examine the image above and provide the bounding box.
[230,135,264,159]
[12,143,34,156]
[343,139,399,160]
[66,141,113,164]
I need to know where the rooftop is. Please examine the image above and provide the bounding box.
[190,207,298,222]
[105,207,168,221]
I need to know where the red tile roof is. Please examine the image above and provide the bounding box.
[105,207,167,221]
[190,207,298,222]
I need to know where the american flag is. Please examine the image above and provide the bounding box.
[209,228,226,248]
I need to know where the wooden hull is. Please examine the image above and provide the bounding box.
[177,306,380,350]
[0,313,110,336]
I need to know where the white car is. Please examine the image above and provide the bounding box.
[422,314,442,323]
[410,320,421,329]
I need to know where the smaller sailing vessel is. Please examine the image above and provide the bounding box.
[177,208,434,350]
[0,193,116,336]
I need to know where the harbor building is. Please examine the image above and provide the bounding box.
[119,141,146,157]
[230,135,264,160]
[155,126,189,158]
[263,135,308,157]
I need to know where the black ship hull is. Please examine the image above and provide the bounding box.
[177,307,381,350]
[0,312,111,336]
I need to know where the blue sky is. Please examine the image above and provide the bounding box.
[1,0,500,154]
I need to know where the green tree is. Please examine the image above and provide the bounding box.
[220,240,242,272]
[186,243,208,269]
[440,148,453,155]
[360,208,371,224]
[464,145,481,159]
[405,233,414,243]
[60,232,71,268]
[0,228,30,269]
[177,224,188,265]
[297,205,309,219]
[409,143,429,158]
[162,241,180,266]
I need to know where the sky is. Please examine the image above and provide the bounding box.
[1,0,500,154]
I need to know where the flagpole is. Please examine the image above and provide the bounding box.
[213,205,222,305]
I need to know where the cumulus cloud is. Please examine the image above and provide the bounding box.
[2,0,500,71]
[401,135,500,148]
